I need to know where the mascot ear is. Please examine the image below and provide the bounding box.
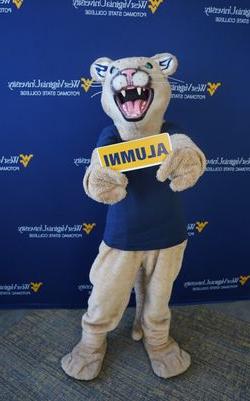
[151,53,178,76]
[90,57,113,82]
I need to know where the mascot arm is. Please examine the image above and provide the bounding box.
[156,134,206,192]
[83,148,128,205]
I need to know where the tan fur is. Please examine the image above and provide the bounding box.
[157,134,206,191]
[62,54,206,381]
[62,240,189,380]
[144,337,190,379]
[61,338,107,381]
[83,149,128,205]
[91,55,174,141]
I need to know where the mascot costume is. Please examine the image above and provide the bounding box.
[61,53,206,380]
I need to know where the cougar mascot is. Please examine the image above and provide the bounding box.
[61,53,206,380]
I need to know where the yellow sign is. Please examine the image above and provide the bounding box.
[97,133,172,172]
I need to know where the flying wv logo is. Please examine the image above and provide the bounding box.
[12,0,23,9]
[19,154,33,167]
[148,0,164,14]
[30,282,43,293]
[195,221,208,233]
[81,78,93,93]
[207,82,221,96]
[239,275,250,286]
[82,223,96,234]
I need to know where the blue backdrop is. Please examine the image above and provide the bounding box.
[0,0,249,308]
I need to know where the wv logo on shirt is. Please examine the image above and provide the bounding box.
[81,78,93,92]
[148,0,164,14]
[19,154,33,167]
[12,0,23,9]
[207,82,221,96]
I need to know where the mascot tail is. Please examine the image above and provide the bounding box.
[132,268,145,341]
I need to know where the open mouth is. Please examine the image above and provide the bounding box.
[114,86,154,121]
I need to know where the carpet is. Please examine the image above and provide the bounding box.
[0,306,249,401]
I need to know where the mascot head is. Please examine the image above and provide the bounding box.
[90,53,178,140]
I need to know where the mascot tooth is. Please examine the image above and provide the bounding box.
[61,53,206,380]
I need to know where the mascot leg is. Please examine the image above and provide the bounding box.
[136,240,191,379]
[61,241,143,380]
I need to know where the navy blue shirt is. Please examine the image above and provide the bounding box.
[96,122,187,251]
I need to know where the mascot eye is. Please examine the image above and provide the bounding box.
[145,62,153,69]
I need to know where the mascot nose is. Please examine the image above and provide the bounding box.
[121,69,137,85]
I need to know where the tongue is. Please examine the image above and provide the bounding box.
[134,99,143,114]
[126,101,135,115]
[122,99,144,117]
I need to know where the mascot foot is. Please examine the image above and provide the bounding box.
[61,339,107,381]
[144,337,191,379]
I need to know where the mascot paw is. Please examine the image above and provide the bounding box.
[156,148,202,191]
[144,337,191,379]
[61,339,107,381]
[88,165,128,205]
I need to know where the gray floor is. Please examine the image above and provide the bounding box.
[0,300,249,336]
[0,301,249,401]
[205,300,250,322]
